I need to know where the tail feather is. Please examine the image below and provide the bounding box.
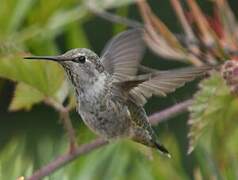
[154,142,171,158]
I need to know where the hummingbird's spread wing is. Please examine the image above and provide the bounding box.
[129,66,212,106]
[101,28,145,81]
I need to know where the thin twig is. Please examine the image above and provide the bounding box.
[44,98,78,153]
[87,3,142,28]
[60,110,78,153]
[27,99,192,180]
[149,99,193,125]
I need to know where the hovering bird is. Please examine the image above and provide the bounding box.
[25,29,211,157]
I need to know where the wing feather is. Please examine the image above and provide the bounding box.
[101,28,145,81]
[129,66,212,106]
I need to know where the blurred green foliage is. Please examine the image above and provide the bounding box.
[0,0,238,180]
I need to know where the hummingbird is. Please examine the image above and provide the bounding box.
[25,28,211,157]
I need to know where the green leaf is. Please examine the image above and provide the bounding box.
[9,82,44,111]
[7,0,35,33]
[113,6,129,33]
[65,22,90,49]
[188,71,238,154]
[0,55,65,97]
[47,6,87,32]
[0,136,33,179]
[0,133,67,180]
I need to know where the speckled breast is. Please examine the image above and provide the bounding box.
[78,98,132,139]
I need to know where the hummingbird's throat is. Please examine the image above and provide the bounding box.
[76,73,108,109]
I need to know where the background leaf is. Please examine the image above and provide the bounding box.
[0,56,65,97]
[9,82,44,111]
[188,71,238,154]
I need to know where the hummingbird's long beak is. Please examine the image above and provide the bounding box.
[24,55,66,62]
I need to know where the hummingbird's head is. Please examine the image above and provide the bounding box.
[57,48,104,77]
[24,48,105,86]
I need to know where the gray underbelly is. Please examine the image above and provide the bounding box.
[79,109,131,139]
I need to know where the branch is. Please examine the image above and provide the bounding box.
[44,98,78,152]
[26,99,192,180]
[27,138,107,180]
[60,109,78,153]
[149,99,193,125]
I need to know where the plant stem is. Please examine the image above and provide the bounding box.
[44,98,78,153]
[149,99,193,125]
[60,109,78,153]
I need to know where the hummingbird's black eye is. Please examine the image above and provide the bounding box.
[73,56,86,63]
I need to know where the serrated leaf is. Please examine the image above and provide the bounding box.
[9,82,44,111]
[188,71,238,154]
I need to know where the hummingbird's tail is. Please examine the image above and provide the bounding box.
[130,125,172,158]
[154,141,172,158]
[132,134,172,158]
